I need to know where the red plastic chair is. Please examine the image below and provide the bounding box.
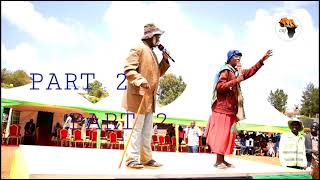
[90,130,98,148]
[71,129,84,148]
[152,134,159,143]
[158,136,170,151]
[108,131,119,149]
[99,130,109,148]
[164,135,171,151]
[84,130,93,148]
[151,134,159,151]
[171,136,177,152]
[158,135,165,151]
[7,124,20,145]
[60,129,70,147]
[158,136,164,143]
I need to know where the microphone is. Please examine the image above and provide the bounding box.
[157,44,175,62]
[236,62,242,74]
[236,62,243,82]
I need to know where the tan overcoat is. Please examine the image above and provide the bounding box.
[122,42,170,113]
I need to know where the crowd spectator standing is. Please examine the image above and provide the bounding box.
[279,118,307,170]
[185,121,202,153]
[178,126,185,145]
[23,119,36,145]
[267,139,275,157]
[305,121,319,179]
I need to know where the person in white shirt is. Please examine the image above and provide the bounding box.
[248,136,254,155]
[63,114,73,138]
[267,139,275,157]
[185,121,203,153]
[244,135,254,155]
[244,136,250,155]
[234,136,241,155]
[80,118,87,140]
[153,124,158,135]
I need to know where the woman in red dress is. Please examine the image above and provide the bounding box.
[205,49,273,168]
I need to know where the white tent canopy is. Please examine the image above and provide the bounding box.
[155,83,212,122]
[93,89,124,112]
[239,89,290,127]
[90,78,290,131]
[1,83,97,110]
[1,83,99,139]
[2,77,289,132]
[153,82,291,131]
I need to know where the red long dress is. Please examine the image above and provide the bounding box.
[206,59,264,155]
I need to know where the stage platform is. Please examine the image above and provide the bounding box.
[10,145,310,179]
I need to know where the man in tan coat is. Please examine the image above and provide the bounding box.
[122,23,170,169]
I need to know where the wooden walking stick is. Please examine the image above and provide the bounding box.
[118,93,146,169]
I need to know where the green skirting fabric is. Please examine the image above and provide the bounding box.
[253,174,312,179]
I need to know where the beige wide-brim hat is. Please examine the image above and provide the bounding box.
[141,23,164,40]
[288,118,304,132]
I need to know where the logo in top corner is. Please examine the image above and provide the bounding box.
[275,16,301,41]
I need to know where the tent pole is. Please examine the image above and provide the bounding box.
[1,106,4,139]
[175,123,179,153]
[96,118,102,149]
[1,106,4,129]
[5,108,13,138]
